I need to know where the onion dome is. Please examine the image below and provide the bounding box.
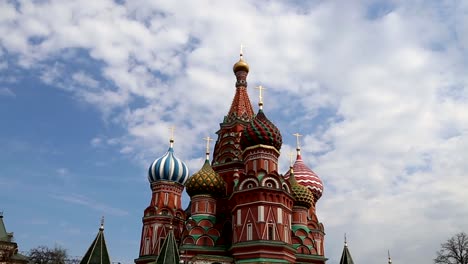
[233,47,249,73]
[288,168,315,209]
[285,135,324,200]
[185,159,226,197]
[148,139,189,184]
[241,109,283,151]
[284,153,323,201]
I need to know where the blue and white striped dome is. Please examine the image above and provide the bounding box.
[148,140,189,184]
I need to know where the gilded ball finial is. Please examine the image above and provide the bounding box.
[233,45,249,73]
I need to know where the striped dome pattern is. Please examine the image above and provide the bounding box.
[185,159,226,197]
[148,146,189,184]
[284,154,323,200]
[240,109,282,151]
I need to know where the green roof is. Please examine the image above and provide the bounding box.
[80,223,111,264]
[339,243,355,264]
[155,229,180,264]
[0,213,13,242]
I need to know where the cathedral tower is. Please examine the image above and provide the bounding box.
[136,137,189,264]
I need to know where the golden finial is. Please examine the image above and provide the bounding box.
[293,133,302,154]
[233,44,249,73]
[388,250,392,263]
[100,216,104,230]
[169,126,175,147]
[344,233,348,247]
[203,136,213,160]
[255,85,266,109]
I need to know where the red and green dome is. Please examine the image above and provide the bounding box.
[289,169,314,209]
[241,109,282,151]
[185,159,226,197]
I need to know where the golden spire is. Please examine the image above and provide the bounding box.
[344,233,348,247]
[255,85,266,109]
[388,250,392,263]
[169,126,175,147]
[203,136,213,160]
[293,132,302,155]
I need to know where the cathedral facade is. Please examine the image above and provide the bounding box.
[134,53,326,264]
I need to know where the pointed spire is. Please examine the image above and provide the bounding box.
[388,250,392,263]
[80,219,111,264]
[293,132,302,155]
[229,51,254,122]
[155,229,180,264]
[203,136,213,160]
[339,234,354,264]
[0,211,10,242]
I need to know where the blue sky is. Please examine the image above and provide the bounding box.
[1,1,468,263]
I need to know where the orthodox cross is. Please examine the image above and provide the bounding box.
[203,136,213,159]
[255,85,266,109]
[288,151,295,167]
[169,126,175,140]
[293,132,302,151]
[240,43,244,58]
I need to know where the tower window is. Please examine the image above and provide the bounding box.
[284,226,288,243]
[247,224,252,241]
[164,193,169,206]
[264,160,269,172]
[268,224,275,240]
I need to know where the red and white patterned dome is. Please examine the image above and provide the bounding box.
[284,153,323,201]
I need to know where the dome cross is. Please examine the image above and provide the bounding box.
[293,132,303,154]
[255,85,266,109]
[169,126,175,147]
[203,136,213,160]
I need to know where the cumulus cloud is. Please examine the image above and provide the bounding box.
[1,0,468,263]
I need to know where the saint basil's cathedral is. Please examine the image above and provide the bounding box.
[134,52,327,264]
[0,53,397,264]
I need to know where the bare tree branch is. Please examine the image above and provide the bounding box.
[435,232,468,264]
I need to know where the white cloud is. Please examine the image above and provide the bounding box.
[1,1,468,263]
[0,87,15,97]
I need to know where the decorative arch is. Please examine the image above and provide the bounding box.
[196,235,215,246]
[182,236,195,245]
[261,176,280,189]
[239,178,259,190]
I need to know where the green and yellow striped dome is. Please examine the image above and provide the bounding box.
[185,159,226,197]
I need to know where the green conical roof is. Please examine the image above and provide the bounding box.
[0,213,8,241]
[339,241,355,264]
[0,213,13,242]
[155,229,180,264]
[80,222,110,264]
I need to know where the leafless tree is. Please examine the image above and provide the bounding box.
[435,232,468,264]
[28,246,80,264]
